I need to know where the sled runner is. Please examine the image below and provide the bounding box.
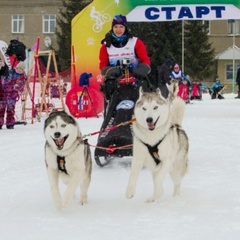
[94,69,152,167]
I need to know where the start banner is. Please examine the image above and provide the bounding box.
[70,0,240,116]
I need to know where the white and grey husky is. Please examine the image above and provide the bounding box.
[44,110,92,210]
[126,85,188,202]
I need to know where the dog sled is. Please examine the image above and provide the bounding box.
[94,68,153,167]
[171,78,191,103]
[177,80,190,103]
[190,82,203,100]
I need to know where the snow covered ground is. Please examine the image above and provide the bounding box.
[1,93,240,240]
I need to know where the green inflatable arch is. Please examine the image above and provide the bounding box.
[68,0,240,117]
[72,0,240,88]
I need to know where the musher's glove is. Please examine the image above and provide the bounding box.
[132,63,151,80]
[101,66,121,79]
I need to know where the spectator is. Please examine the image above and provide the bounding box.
[209,77,225,99]
[157,59,173,98]
[210,78,223,92]
[171,63,190,102]
[0,61,27,129]
[235,67,240,99]
[171,63,190,85]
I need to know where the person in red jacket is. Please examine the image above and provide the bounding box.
[99,14,151,81]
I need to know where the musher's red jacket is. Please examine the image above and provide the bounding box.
[99,37,150,70]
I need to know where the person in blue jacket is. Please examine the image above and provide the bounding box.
[209,77,224,99]
[210,78,223,91]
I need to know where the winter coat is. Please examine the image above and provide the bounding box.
[171,70,189,82]
[157,63,172,98]
[158,63,171,86]
[210,81,223,92]
[0,68,27,100]
[99,31,151,82]
[236,68,240,85]
[0,64,9,101]
[99,31,150,71]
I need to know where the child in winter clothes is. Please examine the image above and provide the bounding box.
[0,61,27,129]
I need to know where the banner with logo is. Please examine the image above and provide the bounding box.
[70,0,240,116]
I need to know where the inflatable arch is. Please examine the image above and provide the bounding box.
[67,0,240,117]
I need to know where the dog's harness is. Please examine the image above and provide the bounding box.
[140,139,163,165]
[57,155,68,174]
[56,139,89,175]
[139,125,175,165]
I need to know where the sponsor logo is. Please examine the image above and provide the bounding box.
[116,100,135,110]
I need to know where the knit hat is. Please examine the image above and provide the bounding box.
[112,14,127,28]
[165,59,173,67]
[16,61,26,70]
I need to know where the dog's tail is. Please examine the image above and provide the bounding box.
[84,143,92,176]
[170,96,186,127]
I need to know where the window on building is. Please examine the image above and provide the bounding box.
[43,15,56,34]
[226,63,240,82]
[12,15,24,33]
[228,20,240,35]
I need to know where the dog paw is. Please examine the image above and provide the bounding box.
[146,196,156,203]
[62,196,72,208]
[126,188,135,199]
[62,201,69,209]
[55,202,63,210]
[79,196,88,205]
[53,198,63,210]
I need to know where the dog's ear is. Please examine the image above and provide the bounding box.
[63,104,72,116]
[139,86,144,98]
[168,80,179,102]
[156,88,167,102]
[155,88,160,94]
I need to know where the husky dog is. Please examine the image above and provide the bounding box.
[126,85,188,202]
[44,110,92,209]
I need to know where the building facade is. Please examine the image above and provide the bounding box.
[208,20,240,91]
[0,0,62,51]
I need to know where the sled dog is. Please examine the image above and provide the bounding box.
[44,110,92,209]
[126,86,188,202]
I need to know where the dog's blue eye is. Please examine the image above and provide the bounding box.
[62,124,66,127]
[50,125,54,128]
[154,106,158,110]
[142,107,146,111]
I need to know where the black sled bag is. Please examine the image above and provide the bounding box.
[95,85,139,158]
